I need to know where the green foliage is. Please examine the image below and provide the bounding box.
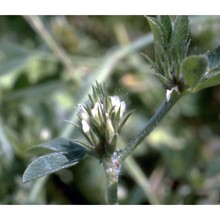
[0,42,31,76]
[146,15,220,95]
[194,71,220,92]
[207,46,220,70]
[28,137,86,154]
[23,138,87,182]
[171,16,189,52]
[145,16,190,91]
[182,55,208,89]
[1,15,220,205]
[192,46,220,92]
[205,156,220,178]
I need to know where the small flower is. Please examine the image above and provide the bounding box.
[78,104,89,122]
[105,113,115,141]
[81,119,90,133]
[110,96,126,118]
[74,82,132,159]
[91,101,103,120]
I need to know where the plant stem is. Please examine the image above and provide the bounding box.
[119,93,182,162]
[103,153,121,204]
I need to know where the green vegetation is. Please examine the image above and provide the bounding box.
[1,16,220,204]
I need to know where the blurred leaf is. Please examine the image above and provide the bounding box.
[0,120,14,163]
[182,55,208,89]
[13,73,30,90]
[23,148,86,183]
[3,81,65,101]
[207,46,220,70]
[0,42,31,76]
[205,156,220,177]
[160,145,194,179]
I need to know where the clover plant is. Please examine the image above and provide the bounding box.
[23,16,220,204]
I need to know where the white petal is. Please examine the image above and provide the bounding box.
[105,113,114,139]
[78,104,89,121]
[110,96,120,108]
[82,120,90,133]
[91,102,103,118]
[120,101,126,117]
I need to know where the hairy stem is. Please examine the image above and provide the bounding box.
[103,153,121,204]
[119,93,181,162]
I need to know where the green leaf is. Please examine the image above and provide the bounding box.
[28,137,86,155]
[171,16,190,67]
[171,16,189,47]
[207,46,220,70]
[0,42,31,76]
[147,17,165,46]
[3,81,65,101]
[159,16,172,43]
[182,55,208,89]
[23,148,86,183]
[155,41,171,78]
[194,70,220,92]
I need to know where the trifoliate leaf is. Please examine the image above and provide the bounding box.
[182,55,208,89]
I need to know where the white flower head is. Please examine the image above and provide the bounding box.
[81,119,90,133]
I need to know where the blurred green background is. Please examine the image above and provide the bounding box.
[0,16,220,204]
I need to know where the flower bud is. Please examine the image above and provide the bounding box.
[78,104,89,121]
[81,119,90,133]
[110,96,126,118]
